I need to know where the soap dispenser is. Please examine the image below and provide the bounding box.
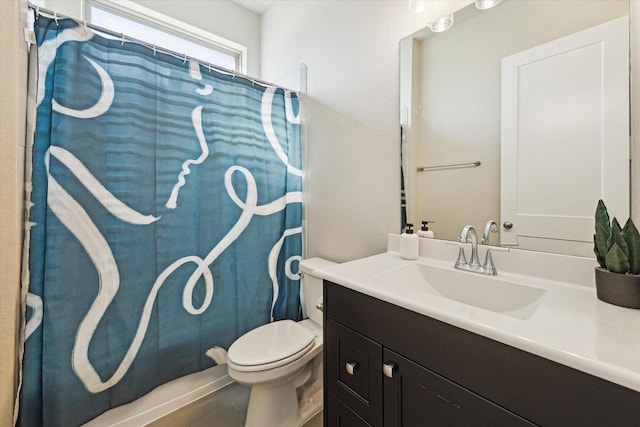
[400,223,419,260]
[417,221,435,238]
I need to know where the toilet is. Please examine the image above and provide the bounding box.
[227,258,335,427]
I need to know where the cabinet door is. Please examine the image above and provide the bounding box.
[327,319,383,426]
[382,349,535,427]
[326,392,373,427]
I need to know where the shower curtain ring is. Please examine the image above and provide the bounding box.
[53,11,58,26]
[183,53,187,64]
[121,33,125,45]
[83,20,88,34]
[153,45,156,56]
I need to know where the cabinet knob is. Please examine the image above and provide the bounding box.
[345,362,358,375]
[383,362,397,378]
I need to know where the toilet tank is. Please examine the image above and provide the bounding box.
[299,258,336,325]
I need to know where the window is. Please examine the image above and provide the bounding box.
[84,0,246,72]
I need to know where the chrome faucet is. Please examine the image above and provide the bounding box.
[458,225,480,270]
[482,220,498,245]
[455,224,510,275]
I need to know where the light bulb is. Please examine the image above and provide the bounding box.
[475,0,502,10]
[429,14,454,33]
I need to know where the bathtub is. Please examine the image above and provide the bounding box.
[83,365,231,426]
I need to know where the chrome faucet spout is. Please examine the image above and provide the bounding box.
[459,225,480,269]
[482,220,498,245]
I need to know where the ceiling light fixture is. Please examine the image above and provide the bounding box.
[429,14,454,33]
[475,0,502,10]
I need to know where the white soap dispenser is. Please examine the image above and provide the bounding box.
[417,221,435,238]
[400,223,419,260]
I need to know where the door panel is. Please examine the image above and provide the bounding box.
[383,349,534,427]
[326,392,372,427]
[501,16,629,256]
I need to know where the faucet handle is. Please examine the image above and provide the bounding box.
[446,241,468,268]
[481,246,510,275]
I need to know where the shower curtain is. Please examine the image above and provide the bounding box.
[18,14,302,426]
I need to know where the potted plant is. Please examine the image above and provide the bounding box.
[593,199,640,309]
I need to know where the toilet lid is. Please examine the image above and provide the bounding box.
[227,320,316,368]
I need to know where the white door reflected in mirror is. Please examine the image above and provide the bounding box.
[501,16,629,256]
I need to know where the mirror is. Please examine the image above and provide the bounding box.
[400,0,630,257]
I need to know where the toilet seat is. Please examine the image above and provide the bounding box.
[228,320,316,372]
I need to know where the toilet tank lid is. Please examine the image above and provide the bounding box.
[299,257,337,275]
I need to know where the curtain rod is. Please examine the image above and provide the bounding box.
[26,2,298,94]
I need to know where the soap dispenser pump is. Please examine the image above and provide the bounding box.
[417,221,435,238]
[400,223,419,260]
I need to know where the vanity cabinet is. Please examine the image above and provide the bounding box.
[323,280,640,427]
[381,348,533,426]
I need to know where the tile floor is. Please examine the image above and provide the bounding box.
[149,381,323,427]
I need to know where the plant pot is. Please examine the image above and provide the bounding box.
[595,267,640,309]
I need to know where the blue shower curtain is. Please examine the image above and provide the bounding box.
[18,14,302,426]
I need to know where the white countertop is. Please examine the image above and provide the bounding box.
[316,237,640,392]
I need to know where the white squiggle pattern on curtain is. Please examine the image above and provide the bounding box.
[188,60,214,96]
[268,227,303,321]
[262,87,303,177]
[285,256,302,280]
[24,293,43,340]
[52,56,114,119]
[174,166,261,319]
[32,56,302,393]
[37,27,94,108]
[73,255,215,393]
[45,150,300,392]
[285,91,301,124]
[45,148,162,392]
[166,106,211,209]
[50,146,159,224]
[67,164,298,392]
[228,190,302,214]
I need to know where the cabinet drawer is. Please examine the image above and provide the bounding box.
[327,319,383,426]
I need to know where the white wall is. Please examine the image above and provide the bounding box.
[44,0,262,76]
[261,0,471,262]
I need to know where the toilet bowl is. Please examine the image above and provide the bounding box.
[227,257,335,427]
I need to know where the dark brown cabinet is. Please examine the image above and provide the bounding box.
[324,280,640,427]
[326,392,373,427]
[382,349,532,427]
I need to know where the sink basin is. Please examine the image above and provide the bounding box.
[371,263,546,320]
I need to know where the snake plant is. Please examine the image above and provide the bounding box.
[594,199,640,274]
